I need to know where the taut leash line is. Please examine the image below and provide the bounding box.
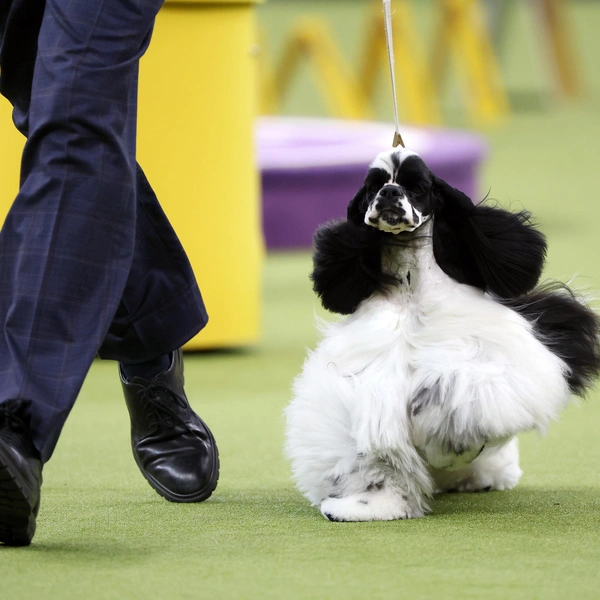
[382,0,404,148]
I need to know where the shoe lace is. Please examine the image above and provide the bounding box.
[131,382,189,429]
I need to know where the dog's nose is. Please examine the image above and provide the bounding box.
[378,185,401,202]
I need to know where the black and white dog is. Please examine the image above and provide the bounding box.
[285,147,600,522]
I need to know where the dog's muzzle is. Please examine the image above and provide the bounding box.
[364,185,420,234]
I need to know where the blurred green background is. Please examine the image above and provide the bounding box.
[2,1,600,599]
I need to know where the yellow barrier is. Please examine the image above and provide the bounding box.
[0,0,263,350]
[431,0,510,124]
[0,101,22,228]
[259,0,507,126]
[359,0,441,125]
[263,2,440,125]
[272,17,372,120]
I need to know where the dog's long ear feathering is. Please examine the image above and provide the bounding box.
[310,186,395,315]
[432,177,547,298]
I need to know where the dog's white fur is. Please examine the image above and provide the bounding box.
[285,166,572,520]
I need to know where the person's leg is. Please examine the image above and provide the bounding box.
[1,0,48,547]
[0,0,165,462]
[0,0,165,545]
[99,164,208,368]
[97,164,218,504]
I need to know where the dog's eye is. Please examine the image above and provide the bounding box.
[406,181,430,195]
[365,168,391,192]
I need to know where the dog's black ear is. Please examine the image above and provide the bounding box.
[432,176,547,298]
[347,185,367,226]
[311,219,396,314]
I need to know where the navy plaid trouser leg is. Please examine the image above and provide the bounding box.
[0,0,208,463]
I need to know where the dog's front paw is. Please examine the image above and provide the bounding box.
[449,461,523,493]
[320,489,424,522]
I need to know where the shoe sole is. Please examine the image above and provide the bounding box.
[0,444,39,546]
[134,420,220,503]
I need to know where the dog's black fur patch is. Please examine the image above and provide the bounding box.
[410,383,443,417]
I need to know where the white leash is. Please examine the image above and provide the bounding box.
[382,0,404,148]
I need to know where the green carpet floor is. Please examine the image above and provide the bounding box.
[2,2,600,599]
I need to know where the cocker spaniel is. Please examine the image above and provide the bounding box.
[285,147,600,522]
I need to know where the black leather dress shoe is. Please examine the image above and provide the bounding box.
[120,349,219,502]
[0,406,43,546]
